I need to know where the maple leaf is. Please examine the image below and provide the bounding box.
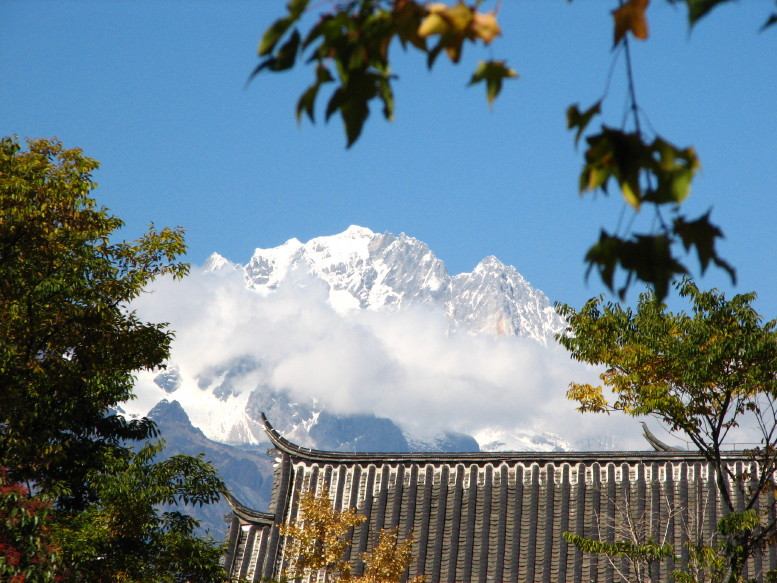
[418,2,472,37]
[470,11,501,44]
[612,0,650,47]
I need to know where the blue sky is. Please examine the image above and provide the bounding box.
[2,0,775,316]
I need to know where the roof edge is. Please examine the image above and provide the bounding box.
[224,491,275,525]
[259,413,750,464]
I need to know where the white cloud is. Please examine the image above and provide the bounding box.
[131,263,650,450]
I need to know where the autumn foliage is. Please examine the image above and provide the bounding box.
[0,470,62,583]
[280,488,424,583]
[558,280,777,582]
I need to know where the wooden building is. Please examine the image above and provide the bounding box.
[223,415,776,582]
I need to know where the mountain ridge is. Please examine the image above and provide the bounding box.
[127,226,581,456]
[216,225,564,345]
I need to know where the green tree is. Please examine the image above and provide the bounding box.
[557,280,777,582]
[251,0,774,301]
[0,136,227,582]
[0,136,186,506]
[55,442,226,583]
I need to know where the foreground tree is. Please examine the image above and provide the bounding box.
[357,527,423,583]
[0,136,227,581]
[280,487,366,582]
[0,470,62,583]
[280,488,422,582]
[557,280,777,582]
[250,1,774,300]
[56,442,226,583]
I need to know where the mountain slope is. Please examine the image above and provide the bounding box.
[146,400,273,536]
[126,226,603,458]
[235,225,564,345]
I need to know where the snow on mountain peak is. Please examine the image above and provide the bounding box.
[474,255,506,271]
[343,224,375,237]
[203,252,234,272]
[237,226,564,344]
[126,225,632,455]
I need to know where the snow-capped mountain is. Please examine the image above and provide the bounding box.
[125,226,612,456]
[219,225,564,345]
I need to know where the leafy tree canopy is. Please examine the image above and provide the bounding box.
[280,487,366,582]
[279,488,423,582]
[0,136,186,507]
[56,442,226,583]
[557,280,777,580]
[251,0,774,301]
[0,136,228,582]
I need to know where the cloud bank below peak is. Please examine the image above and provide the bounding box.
[129,228,649,451]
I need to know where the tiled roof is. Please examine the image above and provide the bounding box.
[224,415,777,582]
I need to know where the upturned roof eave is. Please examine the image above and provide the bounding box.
[260,413,748,464]
[224,490,275,525]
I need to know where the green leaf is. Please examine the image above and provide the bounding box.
[585,231,688,301]
[646,137,700,205]
[377,75,395,121]
[258,0,310,55]
[580,128,646,208]
[340,74,376,148]
[681,0,736,26]
[258,17,294,57]
[248,29,302,84]
[272,29,302,72]
[468,60,518,107]
[673,212,735,282]
[567,101,602,146]
[296,64,334,123]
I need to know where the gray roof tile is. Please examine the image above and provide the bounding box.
[223,416,777,582]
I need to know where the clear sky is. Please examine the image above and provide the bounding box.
[2,1,775,316]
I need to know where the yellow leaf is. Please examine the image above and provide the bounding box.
[417,12,449,37]
[621,180,641,209]
[441,2,473,32]
[470,11,501,44]
[566,383,609,413]
[612,0,650,46]
[418,2,472,38]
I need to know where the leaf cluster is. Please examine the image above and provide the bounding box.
[568,103,734,301]
[557,280,777,451]
[280,489,422,583]
[563,531,674,564]
[55,442,227,583]
[280,487,366,581]
[558,280,777,580]
[357,527,425,583]
[251,0,516,146]
[565,511,769,583]
[0,470,62,583]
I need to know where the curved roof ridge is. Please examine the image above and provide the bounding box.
[259,413,732,463]
[224,490,275,525]
[641,422,685,452]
